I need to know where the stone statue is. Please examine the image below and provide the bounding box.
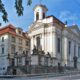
[32,45,37,55]
[38,45,42,51]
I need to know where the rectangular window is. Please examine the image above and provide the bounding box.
[19,30,21,34]
[12,36,16,42]
[2,37,4,42]
[68,41,71,55]
[2,47,4,54]
[18,58,22,63]
[26,41,29,46]
[19,47,23,53]
[11,45,15,54]
[57,38,60,53]
[19,38,22,44]
[18,58,22,65]
[78,46,80,57]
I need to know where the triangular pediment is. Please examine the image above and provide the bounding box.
[70,25,80,36]
[29,22,44,32]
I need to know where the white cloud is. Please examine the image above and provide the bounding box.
[59,11,78,22]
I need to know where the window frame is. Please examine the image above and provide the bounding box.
[2,37,4,42]
[68,41,71,55]
[57,38,60,53]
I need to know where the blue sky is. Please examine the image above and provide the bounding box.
[0,0,80,31]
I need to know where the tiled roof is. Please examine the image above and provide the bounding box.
[0,24,30,39]
[0,24,16,35]
[46,15,65,27]
[0,24,16,30]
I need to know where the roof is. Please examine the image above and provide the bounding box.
[46,15,65,25]
[0,24,16,35]
[0,24,30,39]
[46,15,65,27]
[0,24,16,30]
[33,4,48,11]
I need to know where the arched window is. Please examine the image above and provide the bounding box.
[36,36,40,49]
[36,12,39,20]
[43,12,45,19]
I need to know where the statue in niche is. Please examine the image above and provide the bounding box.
[38,45,42,51]
[32,45,37,55]
[47,52,51,57]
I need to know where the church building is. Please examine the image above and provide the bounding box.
[29,4,80,69]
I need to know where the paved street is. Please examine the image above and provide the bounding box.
[0,74,80,80]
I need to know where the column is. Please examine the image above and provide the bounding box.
[62,36,68,66]
[52,32,57,57]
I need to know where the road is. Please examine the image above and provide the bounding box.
[0,74,80,80]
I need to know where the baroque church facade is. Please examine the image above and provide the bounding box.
[0,4,80,75]
[29,5,80,69]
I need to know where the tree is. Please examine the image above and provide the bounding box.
[0,0,32,23]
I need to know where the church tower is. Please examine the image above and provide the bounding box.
[33,5,48,22]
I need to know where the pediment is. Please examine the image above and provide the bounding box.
[29,22,44,32]
[70,25,80,35]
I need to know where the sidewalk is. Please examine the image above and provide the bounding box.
[0,70,80,78]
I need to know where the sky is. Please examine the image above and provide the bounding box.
[0,0,80,31]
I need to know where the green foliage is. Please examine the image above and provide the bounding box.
[15,0,24,16]
[0,0,33,23]
[0,0,43,23]
[27,0,32,5]
[0,0,8,22]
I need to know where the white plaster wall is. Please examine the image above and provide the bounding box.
[0,34,10,74]
[9,34,30,55]
[34,6,47,22]
[42,17,53,23]
[0,34,9,55]
[0,33,30,74]
[0,56,9,74]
